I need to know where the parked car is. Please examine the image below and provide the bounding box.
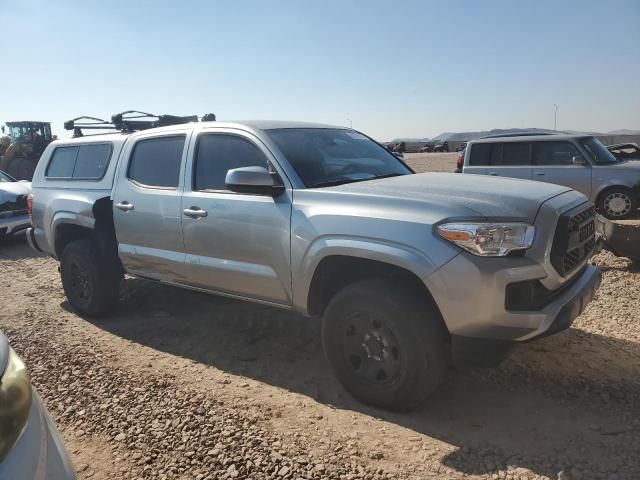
[0,332,75,479]
[419,143,434,153]
[433,140,449,152]
[455,142,467,152]
[461,134,640,219]
[607,142,640,161]
[27,120,601,411]
[0,170,31,238]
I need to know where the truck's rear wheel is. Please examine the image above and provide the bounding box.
[60,239,121,316]
[322,278,447,411]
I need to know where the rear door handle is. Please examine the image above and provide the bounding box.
[535,171,545,176]
[115,201,134,212]
[183,207,208,218]
[488,172,498,176]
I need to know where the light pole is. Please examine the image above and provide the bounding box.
[553,104,558,131]
[346,118,352,129]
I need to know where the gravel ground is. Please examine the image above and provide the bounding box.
[1,152,639,480]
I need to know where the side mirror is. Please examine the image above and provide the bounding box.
[225,166,285,196]
[572,155,586,165]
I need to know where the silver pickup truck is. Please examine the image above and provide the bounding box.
[27,120,601,410]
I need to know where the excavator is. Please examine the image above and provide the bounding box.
[0,121,54,180]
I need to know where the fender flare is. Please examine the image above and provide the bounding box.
[292,235,442,314]
[50,212,95,258]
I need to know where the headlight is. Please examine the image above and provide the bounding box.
[0,349,32,461]
[437,222,535,256]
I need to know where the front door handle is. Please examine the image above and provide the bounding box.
[488,171,498,176]
[535,171,545,176]
[183,207,208,218]
[116,201,134,212]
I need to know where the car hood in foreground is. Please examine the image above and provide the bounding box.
[0,332,9,376]
[312,172,574,222]
[0,181,31,196]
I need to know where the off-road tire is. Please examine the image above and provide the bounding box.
[322,278,447,411]
[60,239,121,316]
[597,187,638,220]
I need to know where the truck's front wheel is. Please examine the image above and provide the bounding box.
[60,239,121,316]
[322,278,447,411]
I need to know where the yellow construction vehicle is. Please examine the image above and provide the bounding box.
[0,121,54,180]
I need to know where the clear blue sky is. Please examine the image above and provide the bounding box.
[1,0,638,140]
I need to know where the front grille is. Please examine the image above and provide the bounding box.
[551,204,596,277]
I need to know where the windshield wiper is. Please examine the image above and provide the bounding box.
[309,177,355,188]
[309,172,407,188]
[371,173,405,180]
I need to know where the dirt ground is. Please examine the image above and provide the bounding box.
[1,152,639,480]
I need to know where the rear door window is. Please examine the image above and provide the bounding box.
[499,142,532,166]
[128,136,185,188]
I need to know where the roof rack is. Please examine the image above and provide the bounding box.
[64,110,214,137]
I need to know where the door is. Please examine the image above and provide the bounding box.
[486,142,533,180]
[112,133,189,281]
[180,130,292,305]
[531,141,592,197]
[464,142,533,179]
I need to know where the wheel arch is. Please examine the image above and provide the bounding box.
[304,253,449,337]
[52,197,120,270]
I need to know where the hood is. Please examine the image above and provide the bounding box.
[0,181,31,196]
[320,172,573,222]
[602,160,640,170]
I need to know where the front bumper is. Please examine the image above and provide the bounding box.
[0,392,75,479]
[0,214,29,237]
[425,252,602,343]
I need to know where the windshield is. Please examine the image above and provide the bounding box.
[266,128,412,187]
[580,137,620,165]
[0,171,14,182]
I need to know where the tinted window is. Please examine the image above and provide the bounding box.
[499,142,531,166]
[533,142,580,166]
[47,144,112,179]
[73,144,112,178]
[47,146,78,177]
[490,143,503,165]
[128,136,185,188]
[468,143,491,166]
[195,135,268,191]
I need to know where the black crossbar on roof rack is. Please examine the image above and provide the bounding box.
[64,110,214,137]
